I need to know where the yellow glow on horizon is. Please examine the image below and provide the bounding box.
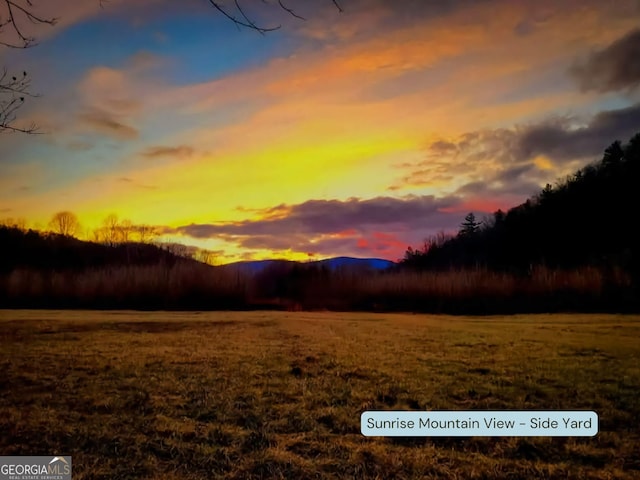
[157,234,324,265]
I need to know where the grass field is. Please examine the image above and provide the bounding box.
[1,311,639,479]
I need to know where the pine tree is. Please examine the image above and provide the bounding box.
[459,212,481,237]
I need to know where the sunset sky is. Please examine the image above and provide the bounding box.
[1,0,640,263]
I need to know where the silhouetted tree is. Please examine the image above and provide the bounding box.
[538,183,554,203]
[101,214,120,245]
[118,219,133,243]
[603,140,624,166]
[458,212,481,237]
[48,211,79,237]
[134,224,157,244]
[624,133,640,162]
[193,248,216,265]
[0,216,26,230]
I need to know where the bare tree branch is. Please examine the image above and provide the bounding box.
[206,0,343,34]
[278,0,305,21]
[0,0,57,48]
[207,0,280,34]
[1,1,56,134]
[0,68,40,133]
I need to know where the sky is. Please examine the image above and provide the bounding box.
[1,0,640,263]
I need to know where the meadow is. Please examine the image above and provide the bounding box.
[1,310,639,479]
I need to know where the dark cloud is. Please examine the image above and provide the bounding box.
[390,103,640,202]
[237,233,363,256]
[456,177,542,199]
[456,163,545,198]
[78,108,139,140]
[446,104,640,200]
[175,195,460,239]
[394,103,640,193]
[495,163,536,183]
[238,234,309,251]
[570,28,640,93]
[167,195,468,259]
[141,145,195,159]
[517,103,640,161]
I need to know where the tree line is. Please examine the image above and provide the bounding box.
[4,211,162,245]
[0,212,219,269]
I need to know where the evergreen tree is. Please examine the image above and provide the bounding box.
[459,212,481,237]
[603,140,624,166]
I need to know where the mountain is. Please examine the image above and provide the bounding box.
[217,256,395,275]
[310,256,395,271]
[216,259,295,275]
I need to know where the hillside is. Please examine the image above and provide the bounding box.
[402,132,640,282]
[0,227,198,274]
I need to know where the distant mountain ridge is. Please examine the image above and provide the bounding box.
[217,256,395,274]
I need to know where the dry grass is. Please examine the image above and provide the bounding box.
[1,310,639,479]
[1,263,247,309]
[330,266,608,297]
[297,265,632,312]
[0,263,634,313]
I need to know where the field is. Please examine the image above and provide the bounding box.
[1,310,639,479]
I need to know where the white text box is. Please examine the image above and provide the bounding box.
[361,411,598,436]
